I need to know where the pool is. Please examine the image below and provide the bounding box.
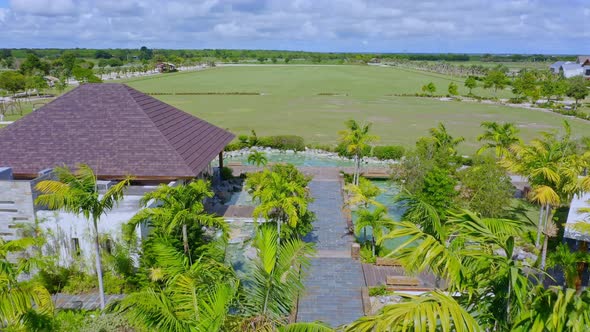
[226,189,257,206]
[221,150,358,167]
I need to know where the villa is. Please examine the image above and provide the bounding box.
[549,56,590,79]
[0,83,234,266]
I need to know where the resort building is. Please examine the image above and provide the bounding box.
[564,192,590,245]
[0,83,234,266]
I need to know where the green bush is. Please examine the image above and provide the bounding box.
[220,166,234,180]
[34,266,73,294]
[372,145,405,160]
[256,135,305,151]
[224,142,247,151]
[369,285,388,296]
[81,313,134,332]
[62,272,97,294]
[238,135,249,144]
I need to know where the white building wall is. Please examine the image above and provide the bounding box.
[36,195,144,269]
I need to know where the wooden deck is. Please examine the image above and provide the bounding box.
[362,263,439,289]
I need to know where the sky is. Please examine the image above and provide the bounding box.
[0,0,588,54]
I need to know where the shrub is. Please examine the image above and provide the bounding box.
[220,166,234,180]
[256,135,305,151]
[306,143,335,152]
[238,135,249,144]
[81,313,134,332]
[360,245,376,264]
[224,142,247,151]
[34,266,73,294]
[372,145,405,160]
[62,272,97,294]
[369,285,388,296]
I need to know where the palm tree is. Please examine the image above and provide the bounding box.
[244,225,314,323]
[112,238,236,332]
[477,121,521,158]
[548,243,590,290]
[425,122,465,159]
[344,176,382,209]
[502,122,590,273]
[346,291,481,332]
[125,180,229,259]
[339,120,378,185]
[35,164,132,310]
[0,237,53,330]
[249,169,309,244]
[354,206,393,256]
[248,150,268,167]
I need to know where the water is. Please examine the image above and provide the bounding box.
[222,151,356,167]
[226,189,256,206]
[353,180,407,251]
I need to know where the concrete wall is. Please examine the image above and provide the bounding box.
[36,195,144,269]
[0,180,35,241]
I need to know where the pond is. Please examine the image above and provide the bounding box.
[221,150,358,167]
[353,180,407,251]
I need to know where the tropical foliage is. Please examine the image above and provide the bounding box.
[338,119,378,185]
[35,164,132,310]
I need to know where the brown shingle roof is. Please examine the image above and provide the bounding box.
[0,83,234,180]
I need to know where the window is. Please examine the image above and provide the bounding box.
[72,238,81,256]
[585,69,590,76]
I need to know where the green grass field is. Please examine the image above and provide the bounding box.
[123,65,590,152]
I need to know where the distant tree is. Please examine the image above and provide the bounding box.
[19,53,49,75]
[541,76,568,101]
[72,66,102,83]
[25,75,48,96]
[271,57,278,64]
[566,76,589,110]
[0,48,11,59]
[257,57,266,64]
[512,70,540,102]
[138,46,153,60]
[421,82,436,95]
[94,50,112,59]
[60,52,77,77]
[464,76,477,94]
[448,82,459,96]
[0,71,26,95]
[284,56,291,64]
[483,69,510,95]
[417,166,457,217]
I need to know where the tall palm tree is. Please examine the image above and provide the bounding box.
[112,238,236,332]
[502,122,590,273]
[244,225,314,323]
[339,120,378,185]
[249,170,309,244]
[477,121,521,158]
[125,180,229,259]
[35,164,132,310]
[354,206,393,256]
[248,150,268,167]
[0,237,53,330]
[428,122,465,156]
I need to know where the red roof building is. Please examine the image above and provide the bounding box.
[0,83,234,180]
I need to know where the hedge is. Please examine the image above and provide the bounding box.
[372,145,405,160]
[256,135,305,151]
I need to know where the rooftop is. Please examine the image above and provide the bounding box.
[0,83,234,180]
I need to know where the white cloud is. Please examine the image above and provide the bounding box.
[0,0,587,53]
[10,0,77,16]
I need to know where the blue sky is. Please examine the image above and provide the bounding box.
[0,0,588,54]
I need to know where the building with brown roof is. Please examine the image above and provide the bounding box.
[0,83,234,181]
[0,84,234,265]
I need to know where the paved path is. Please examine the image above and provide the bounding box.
[297,170,365,327]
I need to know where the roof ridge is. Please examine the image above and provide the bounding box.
[122,84,195,175]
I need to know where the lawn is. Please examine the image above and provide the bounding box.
[123,65,590,153]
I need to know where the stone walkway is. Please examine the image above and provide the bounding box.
[297,170,364,327]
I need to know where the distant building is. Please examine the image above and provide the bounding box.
[0,83,234,267]
[550,57,590,79]
[156,62,177,73]
[576,56,590,66]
